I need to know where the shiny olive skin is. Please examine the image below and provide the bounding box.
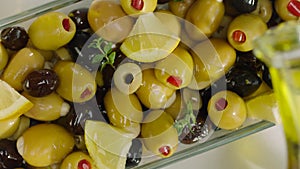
[0,139,25,169]
[16,123,75,167]
[60,151,94,169]
[0,116,20,139]
[185,0,225,38]
[275,0,298,21]
[126,138,143,167]
[207,90,247,130]
[168,0,196,18]
[136,69,175,109]
[262,64,273,89]
[66,30,92,60]
[120,0,157,15]
[0,42,8,71]
[68,8,90,30]
[225,0,258,14]
[1,26,29,51]
[23,69,60,97]
[251,0,273,23]
[235,51,264,73]
[1,47,45,91]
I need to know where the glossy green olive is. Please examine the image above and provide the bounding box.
[188,38,236,90]
[165,91,184,120]
[53,61,96,103]
[16,123,74,167]
[251,0,273,23]
[28,12,76,50]
[88,0,133,42]
[120,0,157,15]
[104,87,143,135]
[60,151,94,169]
[22,92,70,121]
[1,47,45,91]
[136,69,175,109]
[185,0,225,39]
[0,42,8,71]
[275,0,298,21]
[0,116,20,139]
[207,90,247,130]
[168,0,195,18]
[154,46,194,90]
[141,110,178,158]
[227,14,268,52]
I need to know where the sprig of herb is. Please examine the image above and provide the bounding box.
[173,101,196,136]
[88,37,116,71]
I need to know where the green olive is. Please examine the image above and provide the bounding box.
[185,0,225,39]
[16,123,74,167]
[227,14,268,52]
[188,38,236,90]
[136,69,175,109]
[141,110,178,158]
[0,42,8,71]
[88,0,133,42]
[251,0,273,23]
[120,0,157,15]
[154,46,194,90]
[207,90,247,130]
[165,91,184,120]
[53,60,96,103]
[275,0,298,21]
[168,0,196,18]
[28,12,76,50]
[60,151,94,169]
[1,47,45,91]
[8,116,30,141]
[0,116,20,139]
[104,87,143,136]
[22,92,70,121]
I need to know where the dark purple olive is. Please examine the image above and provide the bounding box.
[158,0,170,4]
[224,0,258,16]
[23,69,60,97]
[262,64,273,89]
[1,26,29,50]
[126,138,143,167]
[235,51,264,73]
[67,30,91,60]
[68,8,90,30]
[0,139,25,169]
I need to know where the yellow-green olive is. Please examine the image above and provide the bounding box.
[1,47,45,91]
[154,46,194,90]
[0,116,20,139]
[141,110,178,158]
[275,0,298,21]
[188,38,236,90]
[168,0,196,18]
[28,12,76,50]
[0,42,8,71]
[227,14,268,52]
[17,123,75,167]
[185,0,225,39]
[251,0,273,23]
[22,92,70,121]
[60,151,94,169]
[120,0,157,15]
[164,91,184,120]
[136,69,175,109]
[53,60,96,103]
[104,87,143,136]
[88,0,133,42]
[8,116,30,141]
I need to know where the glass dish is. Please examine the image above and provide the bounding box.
[0,0,275,168]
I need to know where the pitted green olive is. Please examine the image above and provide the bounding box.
[275,0,298,21]
[0,116,20,139]
[136,69,175,109]
[154,46,194,90]
[53,61,96,103]
[168,0,196,18]
[16,123,74,167]
[60,151,94,169]
[120,0,157,15]
[1,47,45,91]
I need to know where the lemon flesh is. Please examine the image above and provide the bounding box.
[120,12,180,63]
[0,79,33,120]
[246,92,280,124]
[84,120,133,169]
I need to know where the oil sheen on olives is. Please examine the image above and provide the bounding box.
[0,26,29,51]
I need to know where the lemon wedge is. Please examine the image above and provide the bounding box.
[0,79,33,120]
[84,120,134,169]
[246,92,280,124]
[120,12,180,62]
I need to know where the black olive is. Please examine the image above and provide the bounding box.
[1,26,29,50]
[23,69,60,97]
[233,0,258,13]
[225,66,262,97]
[68,8,90,30]
[262,64,273,89]
[157,0,170,4]
[0,139,25,169]
[67,30,92,60]
[235,51,264,73]
[126,138,143,168]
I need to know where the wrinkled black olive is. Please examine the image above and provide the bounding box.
[232,0,258,13]
[225,66,262,97]
[68,8,90,30]
[1,26,29,50]
[126,138,143,167]
[0,139,25,169]
[67,30,92,59]
[235,51,264,73]
[262,64,273,89]
[23,69,60,97]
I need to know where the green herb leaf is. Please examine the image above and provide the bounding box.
[173,101,196,136]
[92,54,105,64]
[108,52,116,65]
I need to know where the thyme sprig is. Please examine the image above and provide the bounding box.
[173,101,196,136]
[88,37,116,71]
